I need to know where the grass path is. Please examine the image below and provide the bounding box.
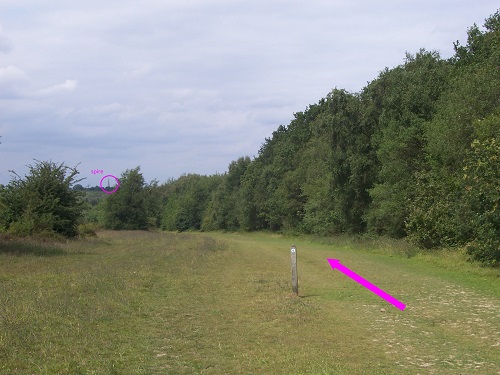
[0,231,499,374]
[204,233,500,374]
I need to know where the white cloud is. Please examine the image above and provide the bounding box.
[0,23,13,53]
[121,64,152,79]
[0,65,27,84]
[34,79,78,96]
[0,65,29,98]
[0,0,499,185]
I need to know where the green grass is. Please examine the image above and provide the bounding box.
[0,231,499,374]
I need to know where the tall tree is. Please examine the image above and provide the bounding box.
[104,166,147,230]
[202,157,251,231]
[407,11,500,249]
[366,50,450,237]
[162,174,220,231]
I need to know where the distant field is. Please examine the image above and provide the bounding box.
[0,231,499,374]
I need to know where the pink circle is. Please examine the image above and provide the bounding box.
[100,175,120,194]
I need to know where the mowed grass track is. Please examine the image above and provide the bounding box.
[0,232,498,374]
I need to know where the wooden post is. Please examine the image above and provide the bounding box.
[291,244,298,295]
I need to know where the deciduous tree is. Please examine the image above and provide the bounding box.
[104,166,147,230]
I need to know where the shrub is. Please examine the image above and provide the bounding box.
[78,223,98,237]
[1,160,85,238]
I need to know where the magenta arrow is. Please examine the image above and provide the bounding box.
[327,259,406,311]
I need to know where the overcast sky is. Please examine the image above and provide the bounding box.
[0,1,498,187]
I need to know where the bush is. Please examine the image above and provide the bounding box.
[78,223,98,237]
[8,217,34,237]
[467,235,499,267]
[1,160,85,238]
[462,115,500,265]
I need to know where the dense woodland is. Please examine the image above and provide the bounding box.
[1,12,499,265]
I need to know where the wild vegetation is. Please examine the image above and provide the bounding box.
[0,160,85,238]
[0,231,499,374]
[0,11,498,265]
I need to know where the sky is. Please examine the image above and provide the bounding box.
[0,1,498,187]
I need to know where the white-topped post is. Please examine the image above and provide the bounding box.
[291,244,298,295]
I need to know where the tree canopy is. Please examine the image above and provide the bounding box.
[103,167,148,230]
[1,11,498,265]
[146,11,499,265]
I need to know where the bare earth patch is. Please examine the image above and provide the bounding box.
[360,279,500,374]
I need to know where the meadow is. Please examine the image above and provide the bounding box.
[0,231,499,374]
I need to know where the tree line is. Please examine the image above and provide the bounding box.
[0,11,498,265]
